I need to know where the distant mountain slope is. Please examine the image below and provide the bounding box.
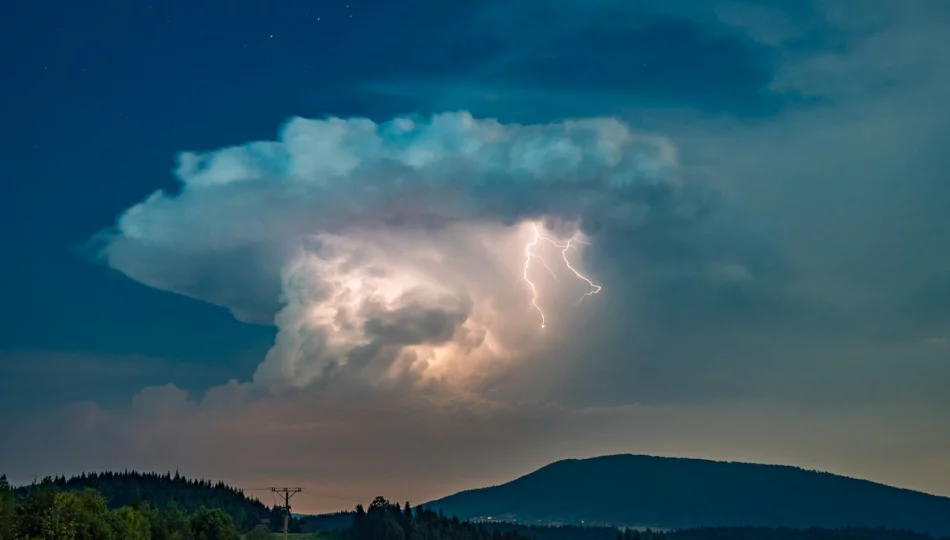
[424,455,950,535]
[298,511,354,532]
[14,471,280,530]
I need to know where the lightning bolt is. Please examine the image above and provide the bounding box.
[523,226,546,329]
[522,223,603,329]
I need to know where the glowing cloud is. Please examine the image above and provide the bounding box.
[523,223,602,329]
[95,111,678,390]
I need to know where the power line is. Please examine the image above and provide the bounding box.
[242,486,367,502]
[270,487,302,540]
[299,487,367,504]
[305,487,369,501]
[240,484,370,516]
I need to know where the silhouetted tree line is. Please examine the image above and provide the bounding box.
[9,470,280,532]
[483,522,666,540]
[6,471,950,540]
[1,474,243,540]
[299,506,950,540]
[298,510,353,532]
[352,497,533,540]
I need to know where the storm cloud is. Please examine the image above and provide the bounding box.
[4,0,950,513]
[94,112,686,392]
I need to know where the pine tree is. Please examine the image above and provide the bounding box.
[0,475,14,540]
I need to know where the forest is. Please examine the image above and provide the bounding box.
[4,472,950,540]
[1,474,530,540]
[9,471,281,531]
[1,474,240,539]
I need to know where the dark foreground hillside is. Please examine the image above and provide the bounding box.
[1,476,533,540]
[10,471,281,530]
[489,524,949,540]
[425,455,950,535]
[7,473,950,540]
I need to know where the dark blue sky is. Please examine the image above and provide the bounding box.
[1,0,786,405]
[4,0,949,508]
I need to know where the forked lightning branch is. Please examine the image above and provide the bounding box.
[522,223,602,329]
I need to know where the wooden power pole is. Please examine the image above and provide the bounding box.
[270,487,302,540]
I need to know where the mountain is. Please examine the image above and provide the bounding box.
[424,455,950,535]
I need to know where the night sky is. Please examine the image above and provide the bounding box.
[2,0,950,513]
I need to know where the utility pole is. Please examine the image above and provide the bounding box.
[270,487,302,540]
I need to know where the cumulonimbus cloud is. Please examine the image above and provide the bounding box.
[94,111,681,390]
